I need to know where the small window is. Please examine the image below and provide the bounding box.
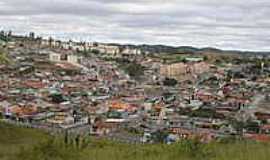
[61,54,68,61]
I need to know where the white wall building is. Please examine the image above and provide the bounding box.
[67,55,79,64]
[122,48,142,55]
[49,52,61,61]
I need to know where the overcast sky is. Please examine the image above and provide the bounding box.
[0,0,270,51]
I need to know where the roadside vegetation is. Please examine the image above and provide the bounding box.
[1,123,270,160]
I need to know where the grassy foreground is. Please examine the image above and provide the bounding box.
[0,123,270,160]
[0,51,10,64]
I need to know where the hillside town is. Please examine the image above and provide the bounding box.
[1,31,270,144]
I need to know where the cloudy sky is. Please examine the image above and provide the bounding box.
[0,0,270,51]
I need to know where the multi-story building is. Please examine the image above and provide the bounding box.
[160,62,210,80]
[121,48,142,55]
[49,52,81,65]
[90,43,120,56]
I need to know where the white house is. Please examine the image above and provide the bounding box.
[67,55,79,64]
[105,45,120,55]
[121,48,142,55]
[49,52,61,61]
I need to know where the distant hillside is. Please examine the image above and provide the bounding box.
[107,43,270,55]
[3,33,270,55]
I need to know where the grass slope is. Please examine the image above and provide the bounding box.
[0,123,49,160]
[0,51,10,64]
[0,123,270,160]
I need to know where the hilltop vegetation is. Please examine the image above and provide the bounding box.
[1,123,270,160]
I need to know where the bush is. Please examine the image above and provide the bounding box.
[92,49,100,55]
[163,77,178,86]
[118,60,145,79]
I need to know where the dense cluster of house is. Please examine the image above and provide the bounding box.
[1,32,270,144]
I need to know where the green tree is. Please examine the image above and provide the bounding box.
[163,77,178,86]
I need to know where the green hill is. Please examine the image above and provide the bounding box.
[0,123,270,160]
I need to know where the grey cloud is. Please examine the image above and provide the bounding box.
[0,0,270,51]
